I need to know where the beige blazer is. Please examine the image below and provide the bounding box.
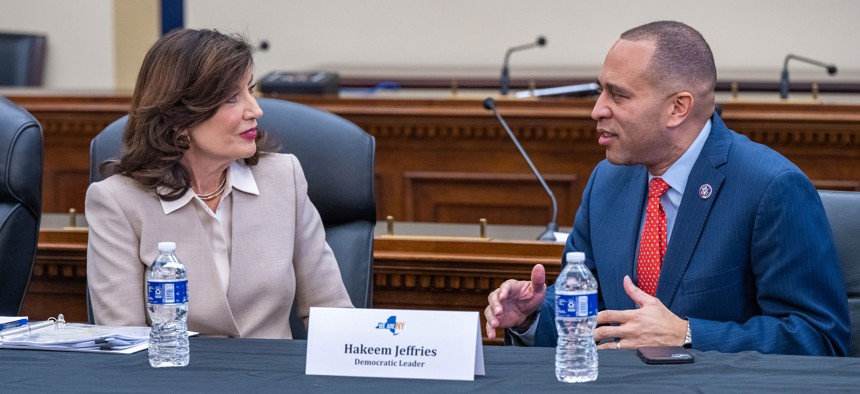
[86,153,353,339]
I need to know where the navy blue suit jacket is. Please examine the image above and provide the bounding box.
[531,114,849,356]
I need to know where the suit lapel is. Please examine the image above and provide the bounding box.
[227,191,264,309]
[621,170,648,284]
[597,167,647,310]
[656,115,732,306]
[166,202,241,336]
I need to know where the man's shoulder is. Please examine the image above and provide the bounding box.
[701,114,801,177]
[706,125,818,203]
[722,127,803,177]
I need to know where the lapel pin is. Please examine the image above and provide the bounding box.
[698,184,713,199]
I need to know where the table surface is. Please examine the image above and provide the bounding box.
[2,338,860,393]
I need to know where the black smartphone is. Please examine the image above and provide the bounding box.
[636,346,694,364]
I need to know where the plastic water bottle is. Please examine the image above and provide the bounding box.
[555,251,598,383]
[146,242,189,367]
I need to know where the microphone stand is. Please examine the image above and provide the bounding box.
[483,98,559,241]
[499,36,546,96]
[779,54,837,99]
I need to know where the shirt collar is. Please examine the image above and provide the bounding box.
[159,160,260,215]
[228,160,259,196]
[649,119,712,196]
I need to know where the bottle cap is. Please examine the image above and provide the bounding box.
[566,251,585,263]
[158,242,176,252]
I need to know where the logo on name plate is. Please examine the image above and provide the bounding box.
[375,315,405,335]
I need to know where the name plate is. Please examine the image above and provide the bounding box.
[306,307,485,381]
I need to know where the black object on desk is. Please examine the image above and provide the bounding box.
[258,71,340,95]
[637,346,694,364]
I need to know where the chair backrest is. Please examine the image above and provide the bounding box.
[818,190,860,357]
[0,96,43,315]
[0,33,46,87]
[89,98,376,338]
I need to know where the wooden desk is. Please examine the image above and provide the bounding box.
[8,93,860,226]
[27,227,564,344]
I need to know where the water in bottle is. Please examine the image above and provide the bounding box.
[555,251,598,383]
[146,241,189,367]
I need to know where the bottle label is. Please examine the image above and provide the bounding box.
[147,280,188,305]
[556,292,598,318]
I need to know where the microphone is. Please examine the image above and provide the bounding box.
[500,36,547,96]
[779,54,837,99]
[483,97,559,241]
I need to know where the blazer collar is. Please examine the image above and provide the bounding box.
[696,113,732,169]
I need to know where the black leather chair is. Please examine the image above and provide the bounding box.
[818,190,860,357]
[0,96,43,316]
[89,98,376,338]
[0,33,46,87]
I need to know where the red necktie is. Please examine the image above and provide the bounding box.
[637,177,671,296]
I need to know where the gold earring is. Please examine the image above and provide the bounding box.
[177,134,191,147]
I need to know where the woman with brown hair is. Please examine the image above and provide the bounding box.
[86,28,352,339]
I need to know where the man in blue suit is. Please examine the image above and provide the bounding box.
[484,21,849,356]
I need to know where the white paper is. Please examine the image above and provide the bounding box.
[306,307,485,381]
[0,322,198,355]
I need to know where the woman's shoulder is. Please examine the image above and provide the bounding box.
[89,173,135,191]
[85,174,162,219]
[87,173,151,199]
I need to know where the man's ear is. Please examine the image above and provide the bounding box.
[666,92,693,128]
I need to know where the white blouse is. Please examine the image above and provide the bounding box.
[159,161,260,292]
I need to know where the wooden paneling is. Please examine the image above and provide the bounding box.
[403,171,577,225]
[8,93,860,223]
[331,96,599,227]
[24,229,89,322]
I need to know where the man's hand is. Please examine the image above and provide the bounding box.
[484,264,547,340]
[594,275,687,349]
